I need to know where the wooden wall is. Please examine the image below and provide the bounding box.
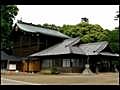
[22,59,41,72]
[12,27,63,57]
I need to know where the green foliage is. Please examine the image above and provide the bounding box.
[35,15,119,54]
[1,5,19,49]
[40,21,110,44]
[42,23,61,31]
[51,67,59,74]
[60,22,109,43]
[108,29,119,53]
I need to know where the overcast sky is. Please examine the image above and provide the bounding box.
[15,5,119,30]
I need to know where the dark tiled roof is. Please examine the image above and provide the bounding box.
[78,41,108,55]
[29,37,81,57]
[29,38,119,57]
[1,51,11,60]
[16,22,70,39]
[71,46,86,55]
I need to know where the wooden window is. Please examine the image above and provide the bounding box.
[72,59,80,67]
[31,36,37,46]
[52,59,62,67]
[63,59,70,67]
[42,59,52,68]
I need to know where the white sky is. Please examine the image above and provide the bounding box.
[15,5,119,30]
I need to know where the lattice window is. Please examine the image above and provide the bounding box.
[63,59,70,67]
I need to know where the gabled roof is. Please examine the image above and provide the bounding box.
[1,51,11,60]
[29,37,119,57]
[1,51,22,61]
[16,22,70,39]
[78,41,109,55]
[29,37,81,57]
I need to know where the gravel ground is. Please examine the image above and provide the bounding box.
[1,72,119,85]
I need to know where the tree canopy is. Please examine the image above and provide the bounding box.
[59,22,109,43]
[1,5,19,49]
[36,18,118,53]
[108,29,119,53]
[1,6,119,54]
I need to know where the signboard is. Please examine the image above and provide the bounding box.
[9,64,16,70]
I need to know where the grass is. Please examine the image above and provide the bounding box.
[1,72,119,85]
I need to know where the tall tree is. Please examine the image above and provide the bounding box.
[1,5,19,49]
[108,10,119,53]
[60,22,109,43]
[108,29,119,53]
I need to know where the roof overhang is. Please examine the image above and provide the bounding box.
[99,52,119,57]
[16,22,70,39]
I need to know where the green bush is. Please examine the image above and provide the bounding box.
[51,67,60,74]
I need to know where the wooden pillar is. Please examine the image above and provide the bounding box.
[46,39,48,48]
[49,59,51,68]
[29,35,31,48]
[54,59,55,67]
[70,58,72,67]
[50,59,53,68]
[22,60,25,72]
[70,58,73,73]
[37,34,40,50]
[20,36,23,48]
[81,57,84,68]
[107,59,110,72]
[27,60,29,72]
[96,56,100,73]
[109,59,112,71]
[7,60,10,70]
[20,35,23,56]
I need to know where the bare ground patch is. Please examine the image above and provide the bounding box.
[1,72,119,85]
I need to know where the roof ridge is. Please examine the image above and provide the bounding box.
[17,22,58,32]
[16,22,70,38]
[65,37,80,47]
[18,21,45,28]
[17,21,66,34]
[80,41,108,45]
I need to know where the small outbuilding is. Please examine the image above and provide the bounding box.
[1,50,23,71]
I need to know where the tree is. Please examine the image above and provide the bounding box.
[1,5,19,49]
[42,23,60,31]
[108,10,119,53]
[108,29,119,53]
[60,22,109,43]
